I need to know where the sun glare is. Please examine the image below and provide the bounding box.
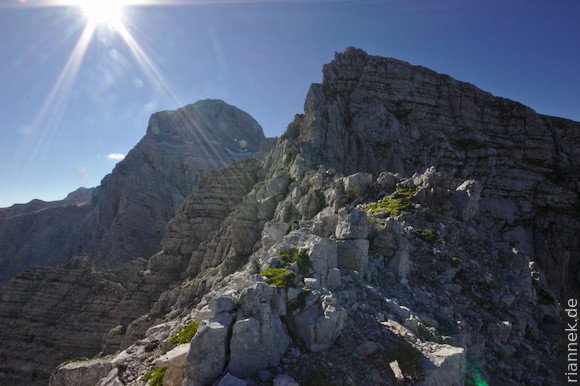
[74,0,126,27]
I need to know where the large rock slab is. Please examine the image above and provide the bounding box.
[229,283,289,378]
[183,318,234,386]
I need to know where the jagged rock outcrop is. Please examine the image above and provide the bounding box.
[0,100,265,286]
[287,47,579,300]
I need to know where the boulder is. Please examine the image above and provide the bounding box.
[218,373,247,386]
[273,374,300,386]
[421,344,466,386]
[337,239,369,277]
[49,358,113,386]
[335,208,370,240]
[228,283,289,378]
[262,221,291,250]
[155,343,190,386]
[451,180,481,222]
[343,173,373,199]
[183,318,234,386]
[287,292,347,352]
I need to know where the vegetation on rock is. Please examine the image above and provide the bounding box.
[416,228,436,244]
[142,366,167,386]
[169,320,199,345]
[364,187,415,216]
[260,267,296,288]
[278,248,312,275]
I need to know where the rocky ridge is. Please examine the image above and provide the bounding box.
[1,48,579,385]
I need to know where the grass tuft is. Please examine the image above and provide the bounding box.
[169,321,199,345]
[364,187,415,216]
[142,367,167,386]
[278,248,312,275]
[260,267,296,288]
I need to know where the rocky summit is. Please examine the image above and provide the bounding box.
[1,48,579,386]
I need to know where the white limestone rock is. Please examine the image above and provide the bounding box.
[228,283,289,378]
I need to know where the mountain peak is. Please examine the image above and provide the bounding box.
[146,99,265,153]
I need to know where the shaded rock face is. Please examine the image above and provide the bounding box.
[288,47,580,299]
[0,99,265,284]
[0,203,90,285]
[0,255,125,385]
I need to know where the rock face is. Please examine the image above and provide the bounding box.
[84,100,265,268]
[288,47,579,300]
[0,99,265,285]
[5,48,580,386]
[0,190,93,285]
[0,255,125,385]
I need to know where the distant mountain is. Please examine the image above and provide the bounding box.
[0,99,266,285]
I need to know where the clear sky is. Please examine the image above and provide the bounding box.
[0,0,578,208]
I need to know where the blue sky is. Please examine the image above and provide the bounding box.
[0,0,578,208]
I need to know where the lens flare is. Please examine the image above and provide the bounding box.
[72,0,126,28]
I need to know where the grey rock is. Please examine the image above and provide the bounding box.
[262,221,291,251]
[343,172,373,199]
[488,321,512,344]
[337,239,369,278]
[287,292,347,352]
[183,318,234,386]
[218,373,248,386]
[0,256,125,385]
[377,172,398,193]
[229,283,289,378]
[209,294,238,316]
[273,374,300,386]
[451,180,482,222]
[335,208,370,240]
[356,341,379,356]
[420,344,466,386]
[155,344,190,386]
[49,358,112,386]
[258,369,275,382]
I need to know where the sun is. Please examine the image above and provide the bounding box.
[73,0,127,27]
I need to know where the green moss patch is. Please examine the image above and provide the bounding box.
[142,366,167,386]
[260,267,296,288]
[365,187,416,216]
[278,248,312,275]
[169,320,199,345]
[416,228,436,244]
